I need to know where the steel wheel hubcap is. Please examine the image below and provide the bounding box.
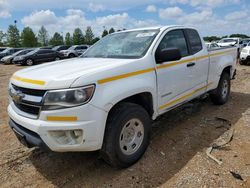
[119,118,144,155]
[222,80,228,99]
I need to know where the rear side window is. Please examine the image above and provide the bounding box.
[37,50,47,54]
[157,29,189,57]
[185,29,202,54]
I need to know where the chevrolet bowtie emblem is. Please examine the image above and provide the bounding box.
[10,88,25,104]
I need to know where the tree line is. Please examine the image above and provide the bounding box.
[2,24,249,47]
[0,25,117,47]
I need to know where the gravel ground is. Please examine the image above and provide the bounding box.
[0,64,249,188]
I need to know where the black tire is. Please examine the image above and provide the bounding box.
[55,56,60,61]
[26,59,34,66]
[100,102,151,168]
[210,72,230,105]
[239,60,246,65]
[69,53,75,58]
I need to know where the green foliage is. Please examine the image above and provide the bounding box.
[229,34,249,38]
[0,30,7,46]
[21,27,37,47]
[38,26,49,46]
[65,32,72,45]
[109,28,115,34]
[49,32,64,46]
[73,28,84,45]
[92,37,100,44]
[203,36,221,42]
[7,25,20,47]
[102,29,108,38]
[85,26,94,45]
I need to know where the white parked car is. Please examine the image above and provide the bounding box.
[205,42,220,50]
[8,26,237,167]
[217,38,240,47]
[240,45,250,65]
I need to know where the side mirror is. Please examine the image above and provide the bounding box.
[155,48,182,63]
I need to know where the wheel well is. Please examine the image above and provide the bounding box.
[222,66,231,77]
[109,92,154,118]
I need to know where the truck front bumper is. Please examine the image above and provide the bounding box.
[8,103,108,152]
[9,119,50,150]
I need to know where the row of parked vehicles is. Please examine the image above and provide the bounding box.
[205,37,250,65]
[0,45,89,66]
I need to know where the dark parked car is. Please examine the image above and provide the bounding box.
[13,48,63,66]
[52,45,71,51]
[0,48,23,60]
[1,49,34,64]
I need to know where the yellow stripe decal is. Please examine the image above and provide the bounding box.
[97,49,234,84]
[157,49,234,70]
[98,67,155,84]
[12,75,45,86]
[159,82,213,110]
[47,116,78,121]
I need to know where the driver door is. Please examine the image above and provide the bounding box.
[155,29,196,112]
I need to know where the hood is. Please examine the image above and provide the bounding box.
[2,55,12,60]
[13,55,25,60]
[11,57,137,89]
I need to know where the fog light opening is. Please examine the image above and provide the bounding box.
[49,130,83,145]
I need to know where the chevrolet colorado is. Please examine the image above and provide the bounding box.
[8,26,237,168]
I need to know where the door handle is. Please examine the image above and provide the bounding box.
[187,62,195,67]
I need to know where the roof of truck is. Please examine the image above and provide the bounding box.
[118,25,188,32]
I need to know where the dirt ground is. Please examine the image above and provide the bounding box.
[0,64,249,188]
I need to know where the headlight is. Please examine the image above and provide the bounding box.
[42,85,95,110]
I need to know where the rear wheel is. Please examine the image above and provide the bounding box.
[26,59,34,66]
[100,102,151,168]
[55,56,60,61]
[210,72,230,105]
[69,54,75,58]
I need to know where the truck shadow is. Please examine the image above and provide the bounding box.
[28,91,250,188]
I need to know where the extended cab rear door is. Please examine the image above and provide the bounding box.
[184,29,209,90]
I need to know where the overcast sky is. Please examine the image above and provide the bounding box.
[0,0,249,37]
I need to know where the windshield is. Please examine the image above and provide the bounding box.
[68,46,77,50]
[12,49,32,56]
[52,46,60,51]
[82,29,159,59]
[26,48,39,55]
[0,48,10,54]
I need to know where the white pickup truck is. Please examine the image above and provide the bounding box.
[8,26,237,168]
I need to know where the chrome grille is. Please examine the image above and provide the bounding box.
[10,84,46,119]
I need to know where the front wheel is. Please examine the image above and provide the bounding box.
[55,56,60,61]
[26,59,34,66]
[210,72,230,105]
[100,102,151,168]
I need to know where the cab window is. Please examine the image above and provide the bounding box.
[157,29,189,57]
[185,29,202,54]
